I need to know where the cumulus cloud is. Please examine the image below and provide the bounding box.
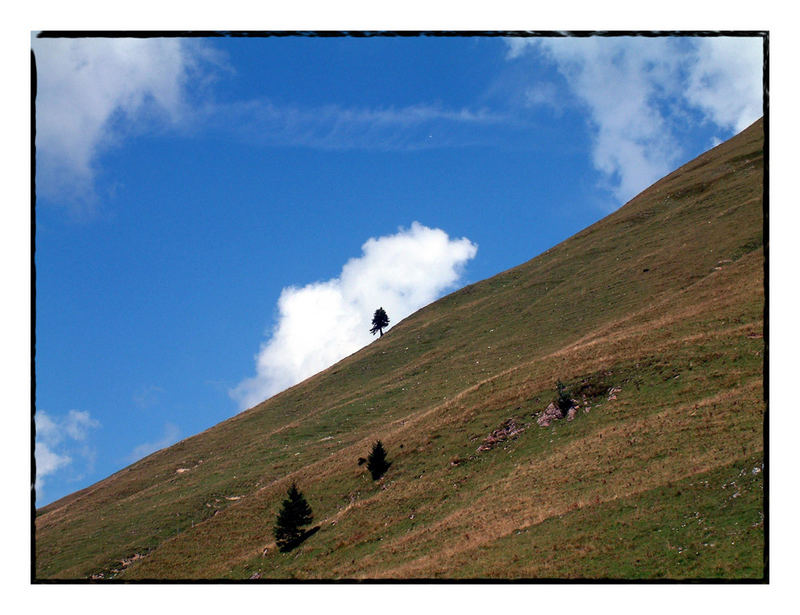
[35,410,100,492]
[127,422,181,463]
[232,222,477,409]
[32,35,220,204]
[506,36,763,203]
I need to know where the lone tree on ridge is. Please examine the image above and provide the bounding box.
[370,307,390,337]
[367,440,391,480]
[273,482,314,552]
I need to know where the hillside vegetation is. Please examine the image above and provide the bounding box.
[35,118,765,580]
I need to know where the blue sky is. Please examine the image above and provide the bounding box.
[31,33,764,506]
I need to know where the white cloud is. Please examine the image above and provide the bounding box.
[506,36,763,204]
[32,36,218,203]
[127,422,181,463]
[62,409,100,441]
[34,410,60,444]
[34,441,71,487]
[524,82,561,113]
[505,37,535,60]
[232,222,477,409]
[685,37,764,133]
[35,409,100,493]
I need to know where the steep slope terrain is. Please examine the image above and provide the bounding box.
[35,119,765,580]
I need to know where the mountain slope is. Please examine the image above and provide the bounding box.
[35,118,765,580]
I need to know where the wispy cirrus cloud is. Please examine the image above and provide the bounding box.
[506,36,763,204]
[232,222,477,409]
[201,99,510,151]
[133,384,165,410]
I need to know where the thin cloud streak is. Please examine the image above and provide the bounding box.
[201,99,513,151]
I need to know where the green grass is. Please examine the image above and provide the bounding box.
[452,455,765,579]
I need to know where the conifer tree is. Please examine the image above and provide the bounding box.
[366,440,391,480]
[273,482,314,552]
[556,379,573,413]
[370,307,390,337]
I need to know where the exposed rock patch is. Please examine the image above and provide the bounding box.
[566,407,578,421]
[537,384,621,427]
[477,418,526,452]
[537,401,571,427]
[119,552,146,569]
[90,550,150,580]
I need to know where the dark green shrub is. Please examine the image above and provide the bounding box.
[366,440,391,480]
[556,380,573,412]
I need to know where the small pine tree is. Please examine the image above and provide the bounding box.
[273,482,313,552]
[556,379,572,413]
[370,307,390,337]
[366,440,391,480]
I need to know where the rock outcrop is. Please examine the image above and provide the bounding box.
[537,402,568,427]
[477,418,526,452]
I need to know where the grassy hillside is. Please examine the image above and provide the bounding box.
[35,118,765,580]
